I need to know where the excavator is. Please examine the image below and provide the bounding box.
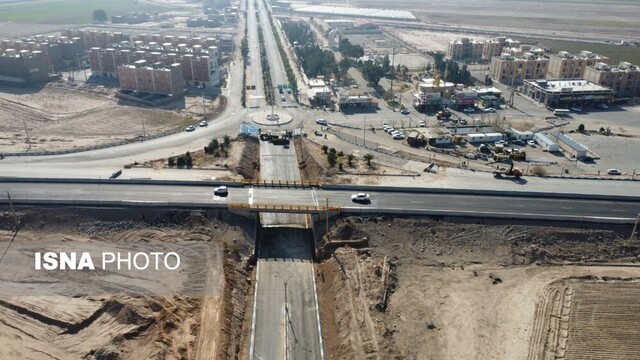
[486,157,523,179]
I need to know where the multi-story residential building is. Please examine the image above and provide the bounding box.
[89,44,221,86]
[0,49,50,83]
[583,61,640,98]
[482,37,506,60]
[547,51,608,79]
[501,44,545,58]
[446,38,483,61]
[489,53,549,85]
[117,60,185,96]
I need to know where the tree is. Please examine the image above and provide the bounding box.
[578,124,585,132]
[363,153,374,168]
[338,58,351,77]
[167,157,175,167]
[321,145,328,154]
[223,135,231,149]
[327,152,337,167]
[177,156,186,168]
[347,154,355,167]
[93,9,107,22]
[241,38,249,58]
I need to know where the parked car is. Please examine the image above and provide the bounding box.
[382,122,389,127]
[598,103,609,109]
[386,127,395,134]
[527,140,536,147]
[419,121,426,127]
[351,193,371,203]
[571,107,582,112]
[512,139,525,146]
[199,120,208,127]
[316,118,328,125]
[494,140,508,146]
[400,108,410,115]
[463,108,475,113]
[287,89,292,94]
[281,96,286,101]
[607,169,621,175]
[484,107,496,113]
[213,186,228,196]
[392,133,405,140]
[314,129,323,136]
[185,125,196,132]
[460,119,468,125]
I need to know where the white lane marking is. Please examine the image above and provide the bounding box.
[249,260,260,360]
[561,206,574,210]
[311,264,325,360]
[509,204,525,208]
[312,190,319,207]
[249,186,254,205]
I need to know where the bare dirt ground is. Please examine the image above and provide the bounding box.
[0,208,255,360]
[388,28,491,53]
[0,81,226,153]
[316,216,640,360]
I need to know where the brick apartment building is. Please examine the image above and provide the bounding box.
[490,53,549,85]
[89,44,220,86]
[547,51,609,79]
[446,38,483,61]
[1,35,84,72]
[117,60,185,96]
[583,61,640,98]
[0,49,50,83]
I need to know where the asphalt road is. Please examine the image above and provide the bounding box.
[246,0,265,108]
[256,0,289,103]
[2,182,639,222]
[249,140,323,360]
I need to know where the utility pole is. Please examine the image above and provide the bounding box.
[202,93,206,120]
[325,198,329,237]
[141,114,146,141]
[22,119,31,150]
[631,214,640,241]
[363,116,366,148]
[6,192,19,231]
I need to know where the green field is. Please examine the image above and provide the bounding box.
[521,37,640,65]
[0,0,169,24]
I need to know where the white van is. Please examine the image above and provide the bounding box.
[553,109,570,117]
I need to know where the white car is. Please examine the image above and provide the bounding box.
[351,193,370,203]
[484,107,497,113]
[527,140,536,147]
[314,129,323,136]
[382,122,389,127]
[386,127,395,133]
[316,118,328,125]
[494,140,508,146]
[213,186,229,196]
[199,120,208,127]
[607,169,621,175]
[185,125,196,132]
[400,108,410,115]
[419,121,426,127]
[463,108,475,113]
[392,133,405,140]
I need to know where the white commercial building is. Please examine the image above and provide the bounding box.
[467,132,504,143]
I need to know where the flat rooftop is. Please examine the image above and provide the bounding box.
[290,4,416,20]
[525,79,611,93]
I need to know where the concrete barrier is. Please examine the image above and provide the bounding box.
[0,177,242,188]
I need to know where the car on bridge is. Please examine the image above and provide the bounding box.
[213,186,229,196]
[351,193,371,203]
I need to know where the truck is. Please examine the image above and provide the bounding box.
[487,158,523,179]
[553,109,570,117]
[436,109,452,120]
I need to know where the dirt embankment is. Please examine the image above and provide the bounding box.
[0,208,255,360]
[235,136,261,180]
[294,138,328,182]
[316,217,640,360]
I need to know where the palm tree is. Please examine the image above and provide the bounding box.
[363,153,374,169]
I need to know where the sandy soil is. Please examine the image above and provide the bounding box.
[0,82,226,153]
[0,208,254,360]
[388,28,491,53]
[317,217,640,359]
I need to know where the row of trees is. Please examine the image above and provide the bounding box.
[204,135,231,157]
[167,152,193,168]
[256,19,274,104]
[281,20,315,46]
[321,145,375,170]
[240,11,249,107]
[295,44,338,79]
